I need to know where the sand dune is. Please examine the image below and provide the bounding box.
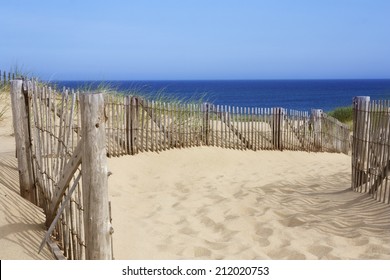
[108,148,390,260]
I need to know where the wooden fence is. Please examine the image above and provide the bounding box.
[352,97,390,204]
[104,96,351,157]
[9,79,353,259]
[10,80,113,260]
[1,70,17,86]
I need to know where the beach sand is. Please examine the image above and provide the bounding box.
[108,148,390,260]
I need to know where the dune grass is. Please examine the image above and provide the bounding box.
[327,106,353,129]
[0,84,10,122]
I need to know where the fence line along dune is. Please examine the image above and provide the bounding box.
[2,73,389,260]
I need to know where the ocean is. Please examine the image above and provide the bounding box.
[52,79,390,112]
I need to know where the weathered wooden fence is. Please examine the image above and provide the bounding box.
[352,97,390,204]
[103,97,351,156]
[1,70,19,86]
[10,80,113,260]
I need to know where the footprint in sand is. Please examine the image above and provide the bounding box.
[254,237,270,247]
[268,249,306,260]
[204,240,228,250]
[179,227,199,236]
[225,214,239,220]
[200,216,239,241]
[279,217,306,227]
[241,207,257,216]
[255,225,274,238]
[308,245,333,259]
[175,217,187,225]
[194,246,212,258]
[175,183,190,193]
[233,189,248,199]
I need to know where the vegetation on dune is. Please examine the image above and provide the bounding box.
[328,106,353,123]
[0,84,10,122]
[327,106,353,129]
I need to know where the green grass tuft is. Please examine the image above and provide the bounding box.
[328,106,353,123]
[327,106,353,129]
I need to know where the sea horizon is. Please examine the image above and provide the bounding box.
[50,79,390,112]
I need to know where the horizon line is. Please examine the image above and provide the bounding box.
[47,78,390,82]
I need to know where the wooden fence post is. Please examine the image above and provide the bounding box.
[352,96,371,191]
[10,79,36,204]
[311,109,323,151]
[272,107,283,150]
[202,103,210,146]
[80,93,112,260]
[130,96,139,155]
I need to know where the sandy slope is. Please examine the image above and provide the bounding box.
[108,148,390,260]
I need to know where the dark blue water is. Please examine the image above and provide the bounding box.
[51,80,390,112]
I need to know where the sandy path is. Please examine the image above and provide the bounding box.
[108,148,390,260]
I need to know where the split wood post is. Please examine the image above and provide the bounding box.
[80,93,112,260]
[311,109,323,151]
[130,96,139,155]
[10,80,36,204]
[125,96,131,154]
[352,96,371,191]
[202,103,210,145]
[272,107,283,150]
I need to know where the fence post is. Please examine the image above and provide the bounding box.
[272,107,283,150]
[202,103,210,146]
[130,96,139,155]
[10,80,36,204]
[81,93,112,260]
[352,96,371,191]
[311,109,323,151]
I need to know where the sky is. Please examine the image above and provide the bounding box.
[1,0,389,80]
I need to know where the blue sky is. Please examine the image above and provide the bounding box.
[1,0,389,80]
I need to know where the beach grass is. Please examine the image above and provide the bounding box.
[328,106,353,128]
[0,84,10,122]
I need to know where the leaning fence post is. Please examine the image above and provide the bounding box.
[352,96,371,192]
[80,93,112,260]
[311,109,323,151]
[10,79,36,204]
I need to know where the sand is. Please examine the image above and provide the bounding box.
[108,148,390,260]
[1,89,389,260]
